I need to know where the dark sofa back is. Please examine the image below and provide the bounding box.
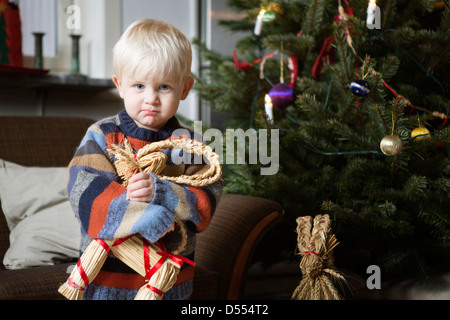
[0,116,95,268]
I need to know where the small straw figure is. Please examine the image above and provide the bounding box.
[292,214,347,300]
[109,224,191,300]
[58,138,221,300]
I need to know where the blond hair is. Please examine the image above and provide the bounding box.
[113,19,192,82]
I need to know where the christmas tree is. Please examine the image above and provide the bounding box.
[0,1,10,65]
[194,0,450,284]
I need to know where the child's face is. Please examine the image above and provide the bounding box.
[113,70,193,131]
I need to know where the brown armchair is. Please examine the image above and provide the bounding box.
[0,116,283,300]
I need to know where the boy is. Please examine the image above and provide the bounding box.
[67,19,223,300]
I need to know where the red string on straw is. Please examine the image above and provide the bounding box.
[304,250,320,257]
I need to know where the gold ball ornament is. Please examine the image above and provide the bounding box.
[432,1,445,11]
[411,127,431,142]
[380,135,403,156]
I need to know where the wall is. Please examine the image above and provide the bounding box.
[0,0,248,123]
[0,0,123,120]
[0,0,199,121]
[121,0,200,122]
[199,0,248,128]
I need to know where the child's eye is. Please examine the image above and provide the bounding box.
[135,84,145,90]
[159,84,170,91]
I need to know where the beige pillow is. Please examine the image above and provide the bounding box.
[0,159,80,269]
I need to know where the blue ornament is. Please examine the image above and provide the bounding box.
[350,79,370,97]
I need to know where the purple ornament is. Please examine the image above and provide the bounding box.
[268,83,294,109]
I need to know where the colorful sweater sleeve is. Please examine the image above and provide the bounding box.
[67,123,223,243]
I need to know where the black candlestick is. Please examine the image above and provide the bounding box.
[33,32,45,69]
[70,34,82,75]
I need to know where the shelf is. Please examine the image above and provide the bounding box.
[0,65,116,116]
[0,66,114,92]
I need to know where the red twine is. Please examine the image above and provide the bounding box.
[67,276,85,291]
[95,238,112,254]
[66,236,137,291]
[67,258,90,291]
[67,235,195,295]
[142,239,195,296]
[146,285,165,296]
[304,250,320,257]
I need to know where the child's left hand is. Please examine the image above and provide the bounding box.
[127,172,154,202]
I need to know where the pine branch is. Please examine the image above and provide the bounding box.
[301,0,326,37]
[336,157,368,192]
[296,93,337,119]
[378,55,400,81]
[328,118,378,150]
[332,28,352,84]
[403,175,428,200]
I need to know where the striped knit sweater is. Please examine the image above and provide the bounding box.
[67,110,223,300]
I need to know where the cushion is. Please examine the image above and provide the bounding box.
[0,159,80,269]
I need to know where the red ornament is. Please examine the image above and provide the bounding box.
[233,50,265,71]
[334,6,354,22]
[312,5,354,79]
[312,36,335,79]
[287,54,298,88]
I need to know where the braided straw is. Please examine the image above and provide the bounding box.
[292,214,347,300]
[59,138,221,300]
[107,137,219,256]
[58,239,115,300]
[108,138,222,188]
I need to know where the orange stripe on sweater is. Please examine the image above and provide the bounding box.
[105,132,124,147]
[92,271,146,289]
[88,182,125,237]
[188,186,212,232]
[92,266,194,289]
[105,132,149,151]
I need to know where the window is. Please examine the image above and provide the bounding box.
[19,0,57,58]
[122,0,200,121]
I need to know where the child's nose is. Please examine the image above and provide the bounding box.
[144,90,159,104]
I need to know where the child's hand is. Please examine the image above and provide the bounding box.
[127,172,154,202]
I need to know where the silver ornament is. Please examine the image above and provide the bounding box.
[380,135,402,156]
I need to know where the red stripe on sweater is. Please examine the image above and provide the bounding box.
[188,186,212,232]
[88,182,125,237]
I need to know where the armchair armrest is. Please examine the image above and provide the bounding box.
[192,194,284,299]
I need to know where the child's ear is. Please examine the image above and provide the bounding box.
[180,76,194,100]
[113,75,124,99]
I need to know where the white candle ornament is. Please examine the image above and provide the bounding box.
[254,10,264,36]
[366,0,377,26]
[265,94,273,122]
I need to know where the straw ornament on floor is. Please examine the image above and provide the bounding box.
[58,137,222,300]
[291,214,347,300]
